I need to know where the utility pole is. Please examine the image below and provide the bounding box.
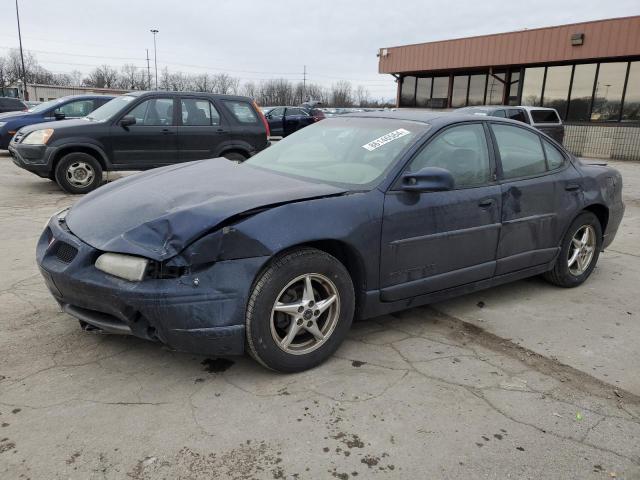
[302,65,307,102]
[15,0,28,100]
[150,29,159,90]
[145,49,151,90]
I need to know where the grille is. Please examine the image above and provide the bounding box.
[53,242,78,263]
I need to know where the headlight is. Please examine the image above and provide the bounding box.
[95,253,149,282]
[0,122,6,128]
[22,128,54,145]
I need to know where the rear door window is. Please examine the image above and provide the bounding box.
[223,100,258,123]
[491,124,546,179]
[542,138,565,170]
[492,110,506,118]
[530,109,561,124]
[181,98,221,126]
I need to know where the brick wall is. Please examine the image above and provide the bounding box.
[564,124,640,161]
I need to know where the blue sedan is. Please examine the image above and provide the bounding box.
[0,95,113,149]
[37,111,624,372]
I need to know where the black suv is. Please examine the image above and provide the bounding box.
[9,91,269,193]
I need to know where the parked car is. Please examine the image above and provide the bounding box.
[36,110,624,372]
[265,106,316,137]
[0,96,28,115]
[0,95,113,149]
[455,105,565,143]
[9,91,269,193]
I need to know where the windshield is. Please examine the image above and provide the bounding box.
[28,98,66,113]
[86,95,136,121]
[245,117,429,188]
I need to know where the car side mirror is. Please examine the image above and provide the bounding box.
[54,112,66,120]
[120,115,136,127]
[400,167,455,193]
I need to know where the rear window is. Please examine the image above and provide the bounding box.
[530,109,561,124]
[223,100,258,123]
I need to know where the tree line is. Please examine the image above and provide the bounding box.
[0,49,393,108]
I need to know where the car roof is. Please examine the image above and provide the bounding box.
[127,90,253,102]
[53,94,115,101]
[516,105,559,112]
[342,109,548,129]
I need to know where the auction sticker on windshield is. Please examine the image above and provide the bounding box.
[362,128,411,151]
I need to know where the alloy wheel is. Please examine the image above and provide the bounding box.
[567,224,596,276]
[270,273,340,355]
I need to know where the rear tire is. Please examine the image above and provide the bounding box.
[246,248,354,372]
[223,151,247,162]
[543,211,602,288]
[55,152,103,194]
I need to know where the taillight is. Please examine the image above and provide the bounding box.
[252,101,270,137]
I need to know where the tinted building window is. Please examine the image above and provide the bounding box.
[467,74,486,106]
[486,73,505,105]
[508,71,520,105]
[622,62,640,122]
[400,76,416,107]
[542,65,572,119]
[451,75,469,108]
[591,62,627,121]
[416,77,432,108]
[521,67,545,106]
[429,77,449,108]
[567,63,597,121]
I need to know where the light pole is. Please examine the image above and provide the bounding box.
[15,0,28,100]
[150,29,159,90]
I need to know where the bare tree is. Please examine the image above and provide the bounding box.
[330,80,353,107]
[193,73,213,92]
[119,64,145,90]
[212,73,239,95]
[83,64,119,88]
[354,85,370,107]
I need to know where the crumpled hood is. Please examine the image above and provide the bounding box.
[66,158,346,261]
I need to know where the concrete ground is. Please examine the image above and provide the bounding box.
[1,151,639,479]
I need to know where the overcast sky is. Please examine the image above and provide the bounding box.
[1,0,638,100]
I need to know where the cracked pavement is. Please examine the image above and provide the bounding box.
[1,152,639,479]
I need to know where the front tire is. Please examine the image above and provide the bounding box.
[246,248,355,372]
[55,152,103,194]
[543,211,602,288]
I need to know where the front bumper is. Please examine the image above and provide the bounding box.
[9,142,55,178]
[37,216,270,356]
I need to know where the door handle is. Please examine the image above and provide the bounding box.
[478,198,495,208]
[565,184,581,192]
[216,128,228,134]
[161,129,175,135]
